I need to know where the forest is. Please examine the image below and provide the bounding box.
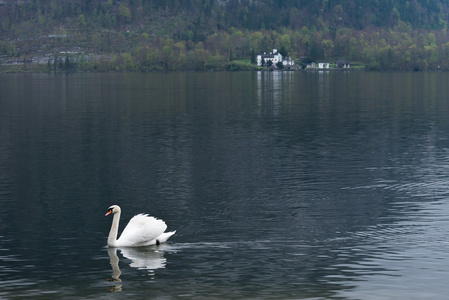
[2,0,449,71]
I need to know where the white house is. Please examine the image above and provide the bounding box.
[257,49,283,66]
[306,62,316,69]
[283,57,295,67]
[318,62,329,69]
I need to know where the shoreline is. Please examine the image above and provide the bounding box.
[0,63,364,73]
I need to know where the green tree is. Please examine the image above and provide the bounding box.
[250,48,256,64]
[117,4,131,24]
[280,34,291,56]
[123,53,135,70]
[64,55,71,71]
[78,14,87,27]
[162,44,174,70]
[322,39,334,59]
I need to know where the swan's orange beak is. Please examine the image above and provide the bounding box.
[105,210,112,216]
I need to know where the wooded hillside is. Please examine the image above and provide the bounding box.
[2,0,449,71]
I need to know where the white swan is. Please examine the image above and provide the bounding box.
[105,205,176,247]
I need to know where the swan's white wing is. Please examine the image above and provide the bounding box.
[116,214,167,247]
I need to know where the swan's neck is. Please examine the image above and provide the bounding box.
[108,211,121,247]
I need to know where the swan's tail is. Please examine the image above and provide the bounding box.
[156,231,176,245]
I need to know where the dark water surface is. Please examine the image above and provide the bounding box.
[1,71,449,299]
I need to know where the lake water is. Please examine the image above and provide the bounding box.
[1,71,449,299]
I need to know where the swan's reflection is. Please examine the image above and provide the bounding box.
[108,246,167,292]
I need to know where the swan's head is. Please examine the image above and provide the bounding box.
[105,205,121,216]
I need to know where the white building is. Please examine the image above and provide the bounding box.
[283,57,295,67]
[257,49,283,66]
[318,62,330,69]
[306,62,316,69]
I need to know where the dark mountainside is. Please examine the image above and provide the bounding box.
[1,0,449,71]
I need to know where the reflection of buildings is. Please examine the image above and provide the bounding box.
[318,70,330,100]
[256,71,295,118]
[108,246,167,292]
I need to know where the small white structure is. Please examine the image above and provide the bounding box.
[257,49,283,66]
[306,62,316,69]
[283,57,295,67]
[318,62,329,69]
